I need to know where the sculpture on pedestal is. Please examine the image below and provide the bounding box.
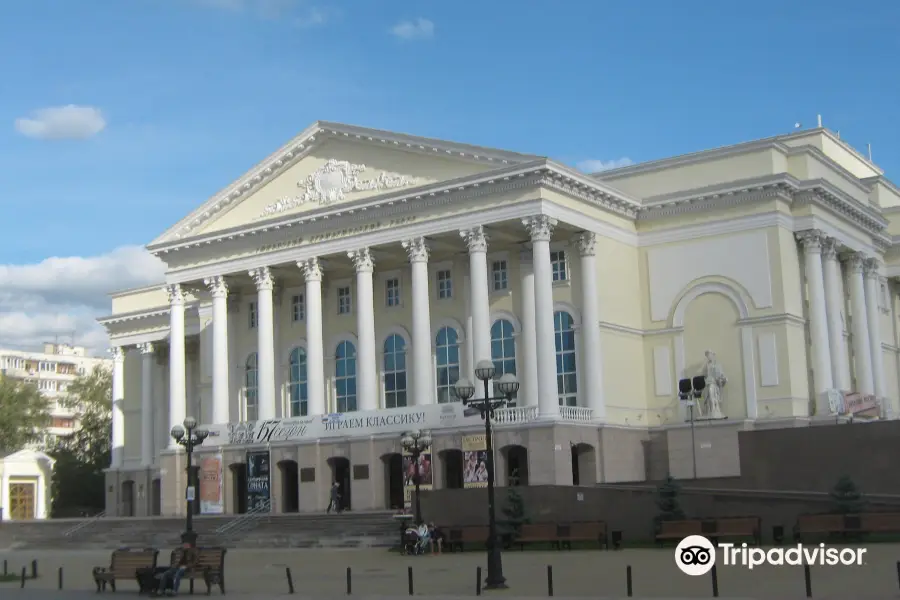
[703,350,727,419]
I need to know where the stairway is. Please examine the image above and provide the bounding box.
[0,511,400,550]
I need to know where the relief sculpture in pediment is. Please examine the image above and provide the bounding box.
[258,159,420,218]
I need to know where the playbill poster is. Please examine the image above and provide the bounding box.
[402,444,433,507]
[463,434,488,488]
[199,454,224,514]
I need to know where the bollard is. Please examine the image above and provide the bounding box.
[31,559,37,579]
[626,565,633,597]
[896,561,900,592]
[285,567,295,594]
[58,566,64,590]
[476,566,482,596]
[2,559,6,576]
[346,566,352,595]
[407,566,414,595]
[20,567,26,588]
[547,565,554,596]
[711,564,719,597]
[804,564,812,597]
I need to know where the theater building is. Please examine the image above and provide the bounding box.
[100,121,900,518]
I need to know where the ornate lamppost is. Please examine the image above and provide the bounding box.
[170,416,209,547]
[453,360,519,591]
[400,429,432,524]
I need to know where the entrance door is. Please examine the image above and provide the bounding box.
[9,483,36,520]
[386,454,404,509]
[329,457,351,511]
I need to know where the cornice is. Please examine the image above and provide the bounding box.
[97,308,169,326]
[149,161,640,256]
[638,177,796,221]
[152,121,543,246]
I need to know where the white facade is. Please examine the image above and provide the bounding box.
[99,122,900,516]
[0,344,111,445]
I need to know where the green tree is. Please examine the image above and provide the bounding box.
[498,487,530,542]
[0,374,52,452]
[830,475,865,514]
[655,476,686,524]
[50,366,111,517]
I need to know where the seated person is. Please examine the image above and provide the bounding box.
[157,542,198,597]
[428,523,445,554]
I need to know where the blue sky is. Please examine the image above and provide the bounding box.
[0,0,898,352]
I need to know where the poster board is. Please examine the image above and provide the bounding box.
[246,450,271,513]
[463,434,488,488]
[402,444,433,507]
[198,454,224,514]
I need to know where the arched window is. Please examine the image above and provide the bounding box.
[288,347,308,417]
[435,327,461,403]
[491,319,517,398]
[245,353,258,421]
[335,341,357,413]
[554,311,577,407]
[383,334,407,408]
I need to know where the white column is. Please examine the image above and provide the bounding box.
[796,230,834,414]
[110,346,125,467]
[822,239,851,391]
[249,267,276,420]
[0,475,8,521]
[461,226,491,399]
[575,232,606,420]
[518,249,539,408]
[137,342,155,468]
[864,259,886,401]
[523,215,560,418]
[349,248,378,411]
[167,284,187,447]
[845,253,874,395]
[204,275,230,424]
[403,238,435,406]
[299,259,326,415]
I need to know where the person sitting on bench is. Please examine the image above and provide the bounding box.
[157,542,198,597]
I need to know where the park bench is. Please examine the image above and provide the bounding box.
[513,523,559,550]
[794,513,900,542]
[169,546,228,595]
[92,547,159,592]
[446,526,490,552]
[557,521,609,550]
[656,517,760,544]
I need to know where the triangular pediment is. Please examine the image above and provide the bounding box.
[151,122,540,245]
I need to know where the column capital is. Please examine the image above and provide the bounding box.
[460,226,488,253]
[165,283,185,305]
[402,237,429,263]
[864,257,882,279]
[249,266,274,290]
[348,247,375,273]
[796,229,826,253]
[574,232,597,257]
[821,237,841,260]
[844,251,867,274]
[299,257,323,282]
[203,275,229,298]
[522,215,557,243]
[137,342,155,355]
[109,347,125,362]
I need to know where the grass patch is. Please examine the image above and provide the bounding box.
[0,573,22,583]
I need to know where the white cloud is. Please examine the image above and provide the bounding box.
[0,247,166,356]
[576,157,634,173]
[390,18,434,40]
[14,105,107,140]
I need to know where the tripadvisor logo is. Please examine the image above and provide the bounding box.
[675,535,867,576]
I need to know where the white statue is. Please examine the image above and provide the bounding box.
[703,350,727,419]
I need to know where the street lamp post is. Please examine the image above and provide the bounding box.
[453,360,519,591]
[170,416,209,547]
[400,429,432,524]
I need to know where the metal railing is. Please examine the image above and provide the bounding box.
[62,510,107,537]
[214,500,272,537]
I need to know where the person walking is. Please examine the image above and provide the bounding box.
[326,481,341,514]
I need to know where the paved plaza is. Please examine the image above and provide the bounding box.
[1,544,899,598]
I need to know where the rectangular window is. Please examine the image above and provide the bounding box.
[551,251,568,282]
[292,294,305,322]
[248,302,257,328]
[491,260,508,291]
[385,278,401,307]
[338,286,352,315]
[437,269,453,299]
